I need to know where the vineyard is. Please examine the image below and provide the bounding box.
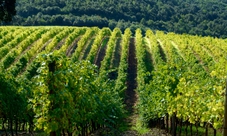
[0,26,226,136]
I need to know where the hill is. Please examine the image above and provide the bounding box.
[4,0,227,38]
[0,26,226,135]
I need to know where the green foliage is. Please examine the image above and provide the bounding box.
[0,28,35,60]
[99,28,122,76]
[114,28,131,96]
[31,51,125,134]
[0,26,226,134]
[135,28,149,92]
[138,29,226,130]
[0,73,28,127]
[86,27,111,63]
[1,28,46,70]
[6,0,227,37]
[71,27,99,62]
[0,0,16,22]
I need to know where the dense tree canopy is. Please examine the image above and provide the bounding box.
[0,0,16,22]
[4,0,227,38]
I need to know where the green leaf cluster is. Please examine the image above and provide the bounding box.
[31,51,125,134]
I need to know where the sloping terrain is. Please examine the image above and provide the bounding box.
[0,26,226,135]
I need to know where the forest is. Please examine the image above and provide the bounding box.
[3,0,227,38]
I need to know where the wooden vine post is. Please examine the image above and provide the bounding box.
[224,78,227,136]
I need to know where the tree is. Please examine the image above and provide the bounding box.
[0,0,16,22]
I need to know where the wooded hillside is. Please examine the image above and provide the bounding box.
[6,0,227,38]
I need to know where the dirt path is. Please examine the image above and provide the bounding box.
[91,38,139,136]
[122,38,170,136]
[94,37,109,68]
[92,38,170,136]
[66,37,81,57]
[125,38,137,114]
